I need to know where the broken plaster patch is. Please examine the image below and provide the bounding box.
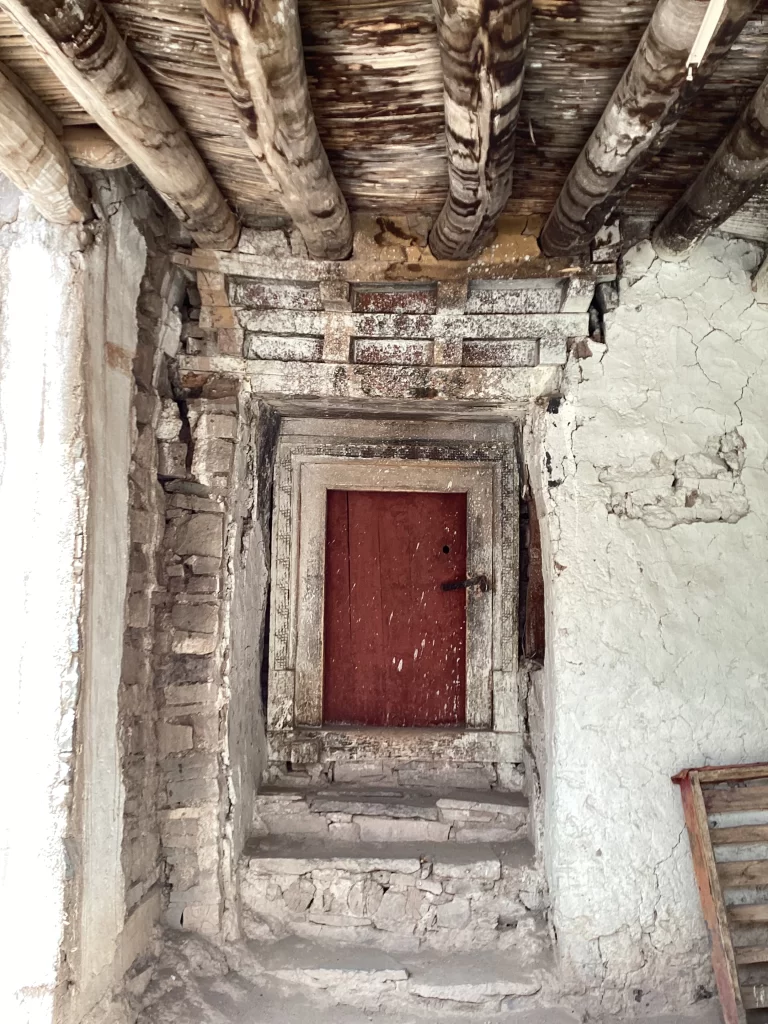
[602,429,748,528]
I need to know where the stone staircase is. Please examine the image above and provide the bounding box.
[236,784,554,1016]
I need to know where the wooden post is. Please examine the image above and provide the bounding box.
[539,0,759,257]
[3,0,239,250]
[653,72,768,260]
[0,62,90,225]
[429,0,532,261]
[201,0,352,262]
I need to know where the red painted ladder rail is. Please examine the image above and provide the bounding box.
[673,762,768,1023]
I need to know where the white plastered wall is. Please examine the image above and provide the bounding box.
[529,236,768,1014]
[0,184,150,1023]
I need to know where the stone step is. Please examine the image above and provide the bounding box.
[247,936,551,1014]
[239,836,547,952]
[253,785,529,844]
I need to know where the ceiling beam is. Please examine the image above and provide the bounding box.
[201,0,352,262]
[2,0,239,250]
[539,0,760,258]
[653,72,768,260]
[62,127,131,171]
[0,61,90,225]
[429,0,532,261]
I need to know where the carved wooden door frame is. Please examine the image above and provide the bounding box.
[266,419,521,758]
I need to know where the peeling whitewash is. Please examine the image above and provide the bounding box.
[528,235,768,1013]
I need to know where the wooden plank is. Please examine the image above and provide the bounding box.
[201,0,351,261]
[429,0,531,260]
[735,946,768,966]
[323,490,467,727]
[3,0,239,249]
[171,244,618,286]
[676,773,746,1024]
[540,0,761,257]
[718,860,768,889]
[0,60,89,224]
[705,786,768,814]
[683,764,768,785]
[711,826,768,846]
[654,70,768,261]
[743,986,768,1011]
[730,905,768,925]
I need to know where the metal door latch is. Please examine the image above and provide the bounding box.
[441,574,490,593]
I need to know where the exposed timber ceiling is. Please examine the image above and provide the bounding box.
[1,0,768,238]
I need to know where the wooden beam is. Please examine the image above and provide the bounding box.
[201,0,351,261]
[653,72,768,260]
[2,0,239,250]
[429,0,532,261]
[62,127,131,171]
[0,62,90,225]
[539,0,760,258]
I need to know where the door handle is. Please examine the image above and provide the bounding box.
[441,574,490,593]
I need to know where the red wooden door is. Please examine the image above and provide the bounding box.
[323,489,467,727]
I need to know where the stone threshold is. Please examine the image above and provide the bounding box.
[253,786,529,844]
[268,725,525,771]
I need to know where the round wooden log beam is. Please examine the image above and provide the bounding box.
[653,73,768,260]
[539,0,760,258]
[62,127,131,171]
[202,0,352,262]
[429,0,532,262]
[3,0,239,250]
[0,63,90,225]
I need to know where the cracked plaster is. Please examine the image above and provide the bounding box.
[527,235,768,1014]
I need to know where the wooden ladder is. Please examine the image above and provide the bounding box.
[674,763,768,1023]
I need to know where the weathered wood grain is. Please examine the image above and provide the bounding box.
[711,825,768,846]
[201,0,351,260]
[539,0,761,257]
[718,860,768,888]
[654,70,768,260]
[429,0,532,260]
[2,2,768,230]
[730,904,768,924]
[2,0,239,248]
[0,61,90,224]
[61,126,130,169]
[705,785,768,814]
[735,946,768,966]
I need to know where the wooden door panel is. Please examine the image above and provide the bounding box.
[323,489,467,727]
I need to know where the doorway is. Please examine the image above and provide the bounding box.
[323,489,467,727]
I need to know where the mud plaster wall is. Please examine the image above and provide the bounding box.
[0,188,93,1024]
[0,174,182,1024]
[528,236,768,1014]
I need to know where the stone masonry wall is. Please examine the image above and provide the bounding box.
[529,235,768,1015]
[154,380,273,939]
[115,179,185,932]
